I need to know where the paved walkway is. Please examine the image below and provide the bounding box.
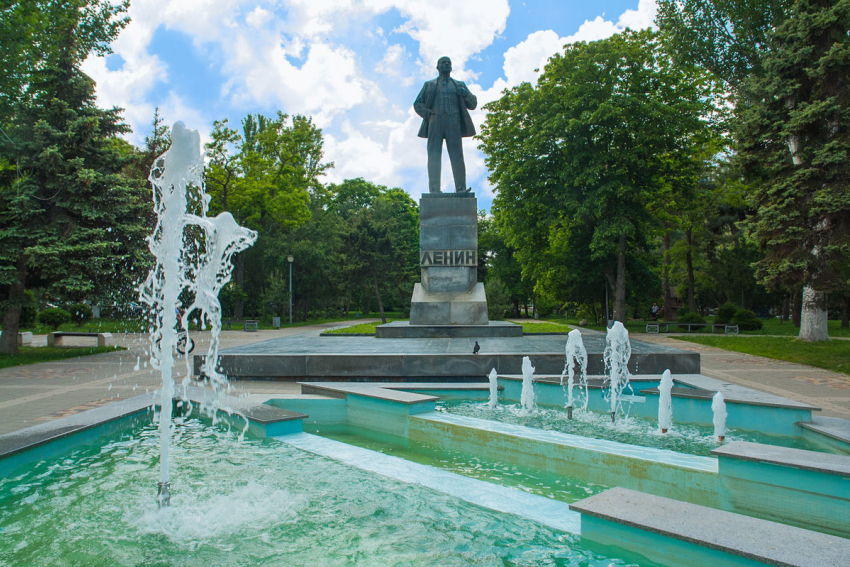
[631,333,850,420]
[1,320,848,436]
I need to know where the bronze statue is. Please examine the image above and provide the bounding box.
[414,56,477,193]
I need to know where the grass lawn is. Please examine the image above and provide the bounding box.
[671,336,850,375]
[323,320,400,334]
[546,316,850,337]
[0,346,126,370]
[323,320,570,334]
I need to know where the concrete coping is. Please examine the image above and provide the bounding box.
[798,415,850,445]
[671,374,820,411]
[298,381,494,405]
[0,387,306,460]
[0,393,157,460]
[712,440,850,476]
[641,385,818,411]
[505,374,661,387]
[569,487,850,567]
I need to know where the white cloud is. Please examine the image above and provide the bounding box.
[617,0,658,30]
[481,0,658,95]
[246,6,273,28]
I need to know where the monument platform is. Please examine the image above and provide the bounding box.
[375,320,522,338]
[195,330,699,381]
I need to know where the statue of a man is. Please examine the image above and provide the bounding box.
[414,56,478,194]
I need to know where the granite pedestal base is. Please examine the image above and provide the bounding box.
[376,321,522,338]
[409,282,488,326]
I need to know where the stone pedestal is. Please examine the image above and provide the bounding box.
[409,193,489,327]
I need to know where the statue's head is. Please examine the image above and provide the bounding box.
[437,57,452,74]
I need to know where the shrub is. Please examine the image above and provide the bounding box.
[732,309,763,331]
[715,303,738,324]
[677,311,706,331]
[38,307,71,330]
[68,303,93,327]
[534,295,560,318]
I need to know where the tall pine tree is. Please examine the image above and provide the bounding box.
[0,1,148,353]
[738,0,850,341]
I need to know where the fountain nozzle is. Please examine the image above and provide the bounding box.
[157,481,171,508]
[567,405,573,420]
[610,411,616,423]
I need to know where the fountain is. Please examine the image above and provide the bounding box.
[658,369,673,434]
[138,122,257,506]
[487,368,498,409]
[712,391,727,443]
[560,329,588,419]
[603,321,631,422]
[519,356,535,414]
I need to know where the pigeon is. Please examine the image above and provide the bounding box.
[473,341,480,354]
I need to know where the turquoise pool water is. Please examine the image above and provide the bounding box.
[312,423,609,504]
[437,400,825,456]
[0,417,638,567]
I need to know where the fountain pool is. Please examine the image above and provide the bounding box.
[0,414,636,567]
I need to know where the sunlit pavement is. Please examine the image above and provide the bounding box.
[0,320,377,436]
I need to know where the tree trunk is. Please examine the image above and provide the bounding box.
[0,259,27,355]
[792,287,802,328]
[841,298,849,329]
[686,228,696,313]
[234,252,245,320]
[612,234,627,323]
[781,295,789,323]
[799,286,829,342]
[511,298,519,318]
[662,229,674,321]
[373,274,386,324]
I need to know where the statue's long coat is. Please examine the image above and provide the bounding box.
[413,77,477,138]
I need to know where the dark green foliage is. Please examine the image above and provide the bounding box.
[19,291,37,327]
[715,303,738,324]
[677,312,706,330]
[738,0,850,294]
[485,278,511,321]
[0,0,147,354]
[38,308,70,330]
[68,303,92,326]
[732,309,763,331]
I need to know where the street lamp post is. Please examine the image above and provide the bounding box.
[287,255,294,325]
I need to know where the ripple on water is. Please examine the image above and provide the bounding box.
[0,418,636,567]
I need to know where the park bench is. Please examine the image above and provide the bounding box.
[47,331,114,347]
[646,323,738,334]
[0,331,33,346]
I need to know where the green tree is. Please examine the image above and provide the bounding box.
[204,112,331,319]
[737,0,850,341]
[333,180,419,324]
[0,1,147,354]
[479,29,721,322]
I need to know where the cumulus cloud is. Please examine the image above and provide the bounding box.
[480,0,658,96]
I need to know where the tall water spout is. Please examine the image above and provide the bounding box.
[520,356,536,414]
[488,368,499,409]
[139,122,257,507]
[603,322,631,422]
[560,329,588,418]
[712,392,727,443]
[658,369,673,434]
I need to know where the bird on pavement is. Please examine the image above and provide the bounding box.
[473,341,480,354]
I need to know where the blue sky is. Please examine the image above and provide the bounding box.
[83,0,658,211]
